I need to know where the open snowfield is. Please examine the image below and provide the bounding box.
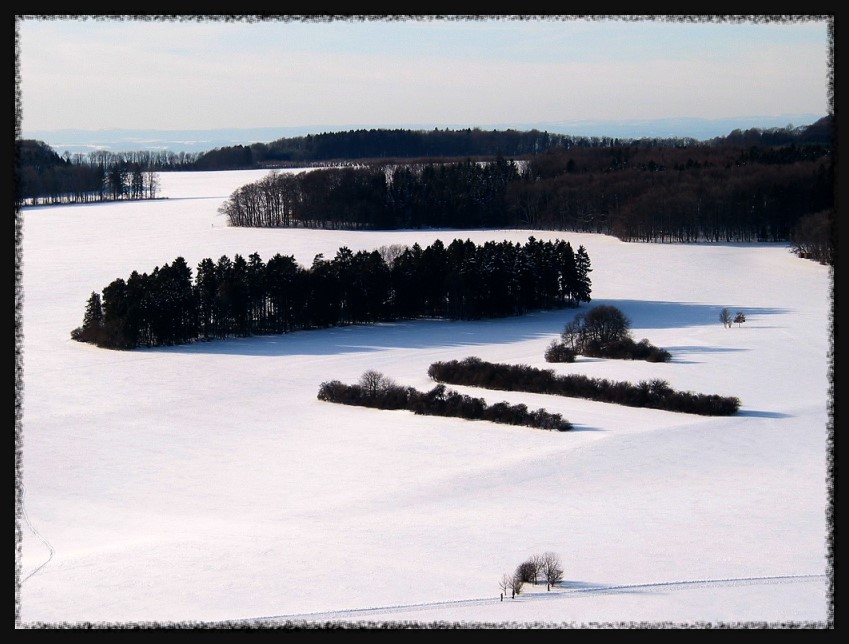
[16,169,833,628]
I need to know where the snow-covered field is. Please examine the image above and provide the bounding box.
[16,169,833,628]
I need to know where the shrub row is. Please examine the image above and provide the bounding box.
[428,357,741,416]
[317,373,572,431]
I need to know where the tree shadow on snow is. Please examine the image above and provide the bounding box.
[734,409,791,419]
[145,299,788,357]
[562,423,604,433]
[552,580,651,595]
[590,299,787,331]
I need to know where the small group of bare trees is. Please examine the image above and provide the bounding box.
[545,304,671,363]
[499,552,564,599]
[719,308,746,328]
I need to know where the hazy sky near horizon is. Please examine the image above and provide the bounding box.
[15,15,832,133]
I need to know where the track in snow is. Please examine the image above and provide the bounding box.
[243,574,827,624]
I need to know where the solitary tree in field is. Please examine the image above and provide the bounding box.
[719,307,733,328]
[734,312,746,327]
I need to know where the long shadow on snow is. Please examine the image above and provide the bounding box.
[145,300,787,357]
[733,409,791,419]
[590,298,787,330]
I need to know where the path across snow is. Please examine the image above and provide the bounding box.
[243,574,828,625]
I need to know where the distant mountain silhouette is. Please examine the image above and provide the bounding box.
[22,114,826,155]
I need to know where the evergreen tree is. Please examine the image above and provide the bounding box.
[555,240,578,305]
[389,243,423,319]
[124,270,150,347]
[170,256,197,343]
[228,254,251,336]
[195,257,219,340]
[247,252,267,334]
[72,291,104,343]
[266,253,305,333]
[100,277,131,348]
[573,245,593,304]
[214,255,234,338]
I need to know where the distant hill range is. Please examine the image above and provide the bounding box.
[21,114,827,155]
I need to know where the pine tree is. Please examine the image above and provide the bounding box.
[573,244,593,304]
[75,291,104,343]
[195,257,218,340]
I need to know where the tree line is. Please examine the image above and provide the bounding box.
[218,157,520,230]
[216,128,832,249]
[514,140,832,245]
[18,118,833,261]
[70,237,592,350]
[192,118,832,169]
[15,139,167,207]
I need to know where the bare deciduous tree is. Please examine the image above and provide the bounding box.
[560,318,584,351]
[719,307,732,328]
[510,571,524,597]
[734,312,746,327]
[499,552,564,596]
[499,573,512,597]
[358,370,396,396]
[377,244,408,266]
[541,551,564,589]
[560,305,632,353]
[516,560,536,585]
[529,554,544,585]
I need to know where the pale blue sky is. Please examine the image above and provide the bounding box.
[15,15,832,133]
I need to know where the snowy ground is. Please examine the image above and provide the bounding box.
[16,169,833,628]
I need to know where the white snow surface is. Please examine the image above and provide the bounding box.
[16,169,833,628]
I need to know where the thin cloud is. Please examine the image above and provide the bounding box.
[16,15,831,131]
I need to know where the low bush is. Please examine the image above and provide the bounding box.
[581,337,672,362]
[544,340,577,363]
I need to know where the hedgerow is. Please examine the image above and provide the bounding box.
[317,371,572,431]
[428,357,740,416]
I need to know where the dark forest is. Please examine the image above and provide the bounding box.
[71,237,592,350]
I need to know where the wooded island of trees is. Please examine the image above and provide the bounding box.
[71,237,592,350]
